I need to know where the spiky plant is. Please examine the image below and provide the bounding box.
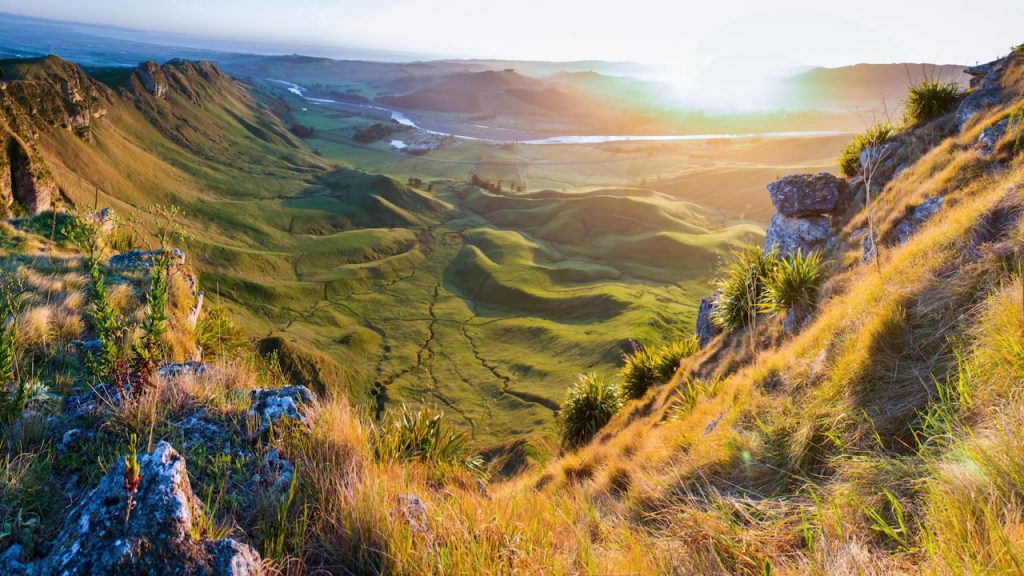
[618,347,659,400]
[903,79,965,125]
[559,373,621,448]
[653,337,699,382]
[711,246,780,332]
[838,122,896,178]
[123,434,142,523]
[372,405,483,473]
[760,249,826,314]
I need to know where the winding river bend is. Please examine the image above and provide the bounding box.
[269,79,845,145]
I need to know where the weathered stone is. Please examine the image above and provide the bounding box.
[764,213,832,256]
[260,448,296,496]
[0,544,28,576]
[976,117,1019,158]
[36,441,263,575]
[892,196,945,245]
[766,173,849,217]
[248,385,316,437]
[695,291,721,348]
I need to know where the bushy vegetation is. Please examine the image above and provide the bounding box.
[0,278,26,423]
[196,305,246,358]
[903,79,965,125]
[559,373,621,448]
[711,246,780,332]
[760,249,826,314]
[838,121,896,178]
[372,405,483,473]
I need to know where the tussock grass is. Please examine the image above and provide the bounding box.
[711,246,779,332]
[904,79,965,125]
[839,122,896,178]
[559,373,622,448]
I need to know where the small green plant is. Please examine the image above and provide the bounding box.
[760,249,826,314]
[130,249,170,391]
[0,278,27,423]
[838,122,896,178]
[669,377,722,419]
[864,489,910,550]
[653,337,699,382]
[903,79,965,125]
[257,471,298,561]
[618,347,659,400]
[64,213,124,380]
[372,405,483,473]
[711,246,780,332]
[123,434,142,524]
[196,306,245,359]
[559,373,622,448]
[1013,44,1024,59]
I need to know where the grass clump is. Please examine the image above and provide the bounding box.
[711,246,780,332]
[559,373,621,448]
[760,249,826,314]
[839,122,896,178]
[618,347,658,400]
[372,405,483,473]
[903,79,965,125]
[654,337,699,381]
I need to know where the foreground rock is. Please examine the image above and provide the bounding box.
[36,441,262,575]
[764,213,832,256]
[767,173,848,217]
[248,385,316,437]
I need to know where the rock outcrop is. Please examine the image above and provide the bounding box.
[36,441,263,575]
[248,385,316,437]
[957,56,1012,131]
[763,173,848,256]
[695,292,721,348]
[1,136,54,215]
[764,213,832,256]
[891,196,945,245]
[767,173,848,217]
[129,61,169,99]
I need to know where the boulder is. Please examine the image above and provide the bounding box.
[976,117,1018,158]
[109,248,186,269]
[159,361,210,380]
[892,196,945,245]
[248,385,316,437]
[766,173,849,217]
[36,441,263,575]
[695,291,721,348]
[763,213,832,256]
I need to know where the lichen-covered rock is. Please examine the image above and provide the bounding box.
[109,248,186,268]
[892,196,945,245]
[764,213,832,256]
[976,117,1020,158]
[36,441,263,575]
[766,173,849,217]
[159,361,210,380]
[695,291,721,348]
[248,385,316,437]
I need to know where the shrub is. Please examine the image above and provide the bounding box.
[903,79,965,125]
[760,249,826,314]
[838,122,896,178]
[372,405,483,473]
[559,373,621,448]
[618,347,659,400]
[653,337,699,382]
[130,252,170,392]
[711,246,780,332]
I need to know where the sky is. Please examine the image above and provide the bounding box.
[2,0,1022,105]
